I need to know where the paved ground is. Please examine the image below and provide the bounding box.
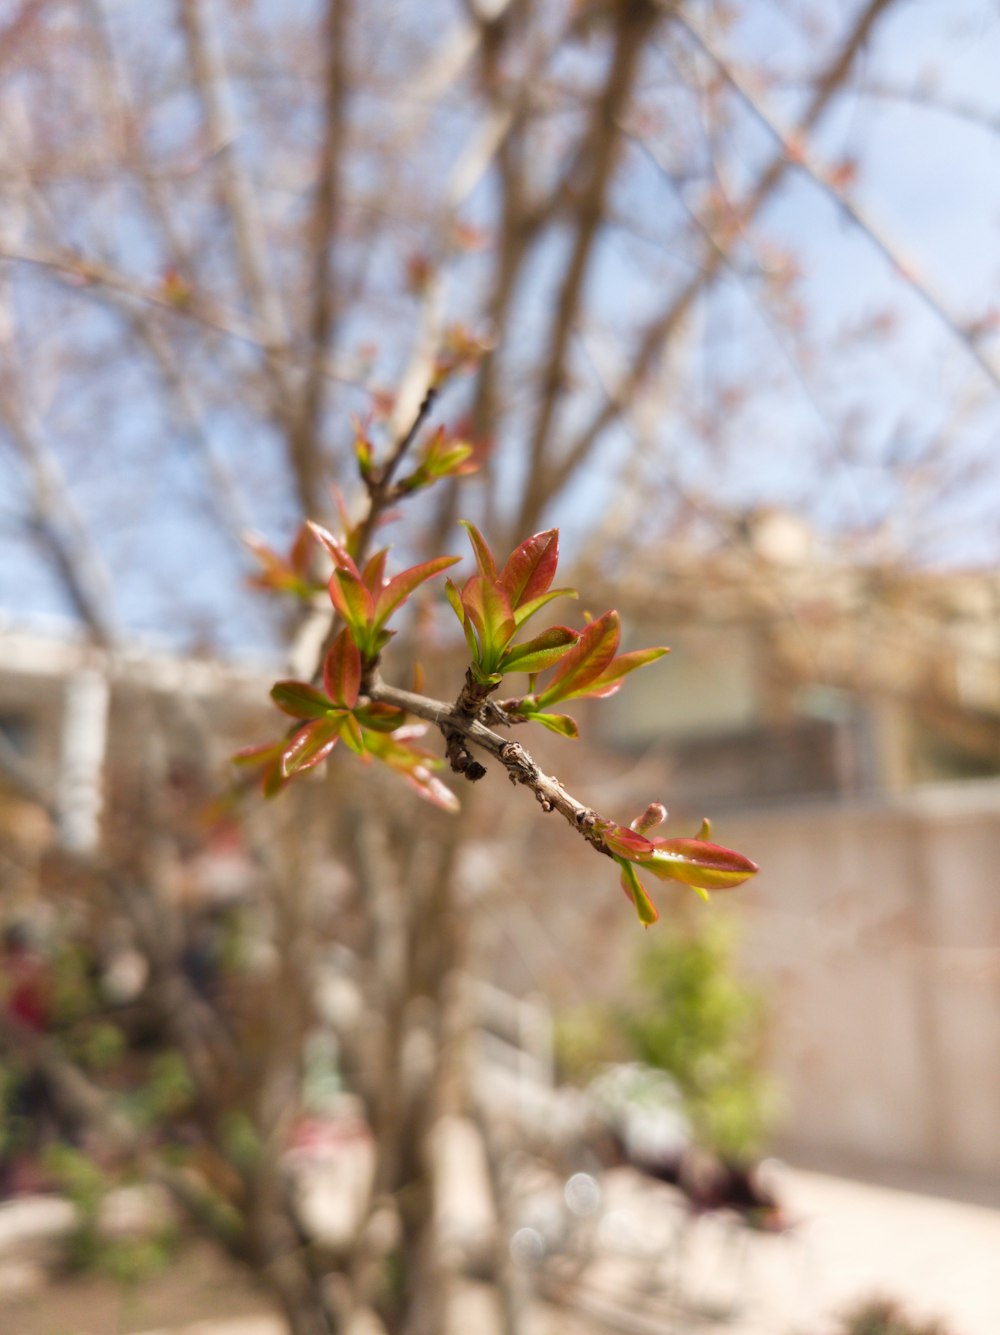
[3,1160,999,1334]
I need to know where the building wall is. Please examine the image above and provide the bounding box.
[720,782,1000,1180]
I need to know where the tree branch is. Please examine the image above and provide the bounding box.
[365,674,615,857]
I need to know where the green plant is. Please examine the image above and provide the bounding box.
[619,914,774,1157]
[835,1298,955,1335]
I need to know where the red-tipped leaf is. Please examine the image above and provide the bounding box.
[307,521,359,576]
[499,529,559,610]
[280,718,343,777]
[322,630,361,709]
[642,838,759,891]
[328,567,375,635]
[534,610,621,707]
[580,645,670,699]
[459,520,498,582]
[373,555,461,630]
[461,575,516,668]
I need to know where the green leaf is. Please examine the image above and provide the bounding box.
[499,529,559,610]
[499,625,578,675]
[618,858,659,926]
[280,718,342,777]
[513,586,577,628]
[534,609,620,707]
[322,630,361,709]
[526,711,579,738]
[328,568,375,639]
[339,713,366,756]
[459,519,498,582]
[373,555,461,630]
[445,578,479,660]
[270,680,334,721]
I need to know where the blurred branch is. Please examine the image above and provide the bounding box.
[527,0,898,531]
[516,0,662,541]
[287,0,351,521]
[682,16,1000,394]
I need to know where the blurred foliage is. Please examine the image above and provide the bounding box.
[834,1298,955,1335]
[42,1143,179,1283]
[556,913,776,1161]
[619,913,775,1161]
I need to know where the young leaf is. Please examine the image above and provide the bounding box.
[373,555,461,630]
[339,713,366,756]
[618,858,659,926]
[354,702,407,732]
[461,575,516,670]
[361,548,389,595]
[602,823,657,861]
[576,645,670,699]
[322,630,361,709]
[499,626,578,676]
[307,521,359,577]
[280,718,343,777]
[534,609,621,707]
[328,568,375,639]
[445,578,479,660]
[459,520,498,583]
[270,680,335,721]
[499,528,559,610]
[512,587,577,629]
[525,711,579,738]
[364,731,460,812]
[641,838,759,891]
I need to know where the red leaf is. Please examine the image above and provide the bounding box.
[322,630,361,709]
[499,529,559,610]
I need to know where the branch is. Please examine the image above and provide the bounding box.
[287,0,351,520]
[681,15,1000,395]
[516,0,661,540]
[365,675,614,857]
[519,0,898,534]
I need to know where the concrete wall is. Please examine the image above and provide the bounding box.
[720,782,1000,1180]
